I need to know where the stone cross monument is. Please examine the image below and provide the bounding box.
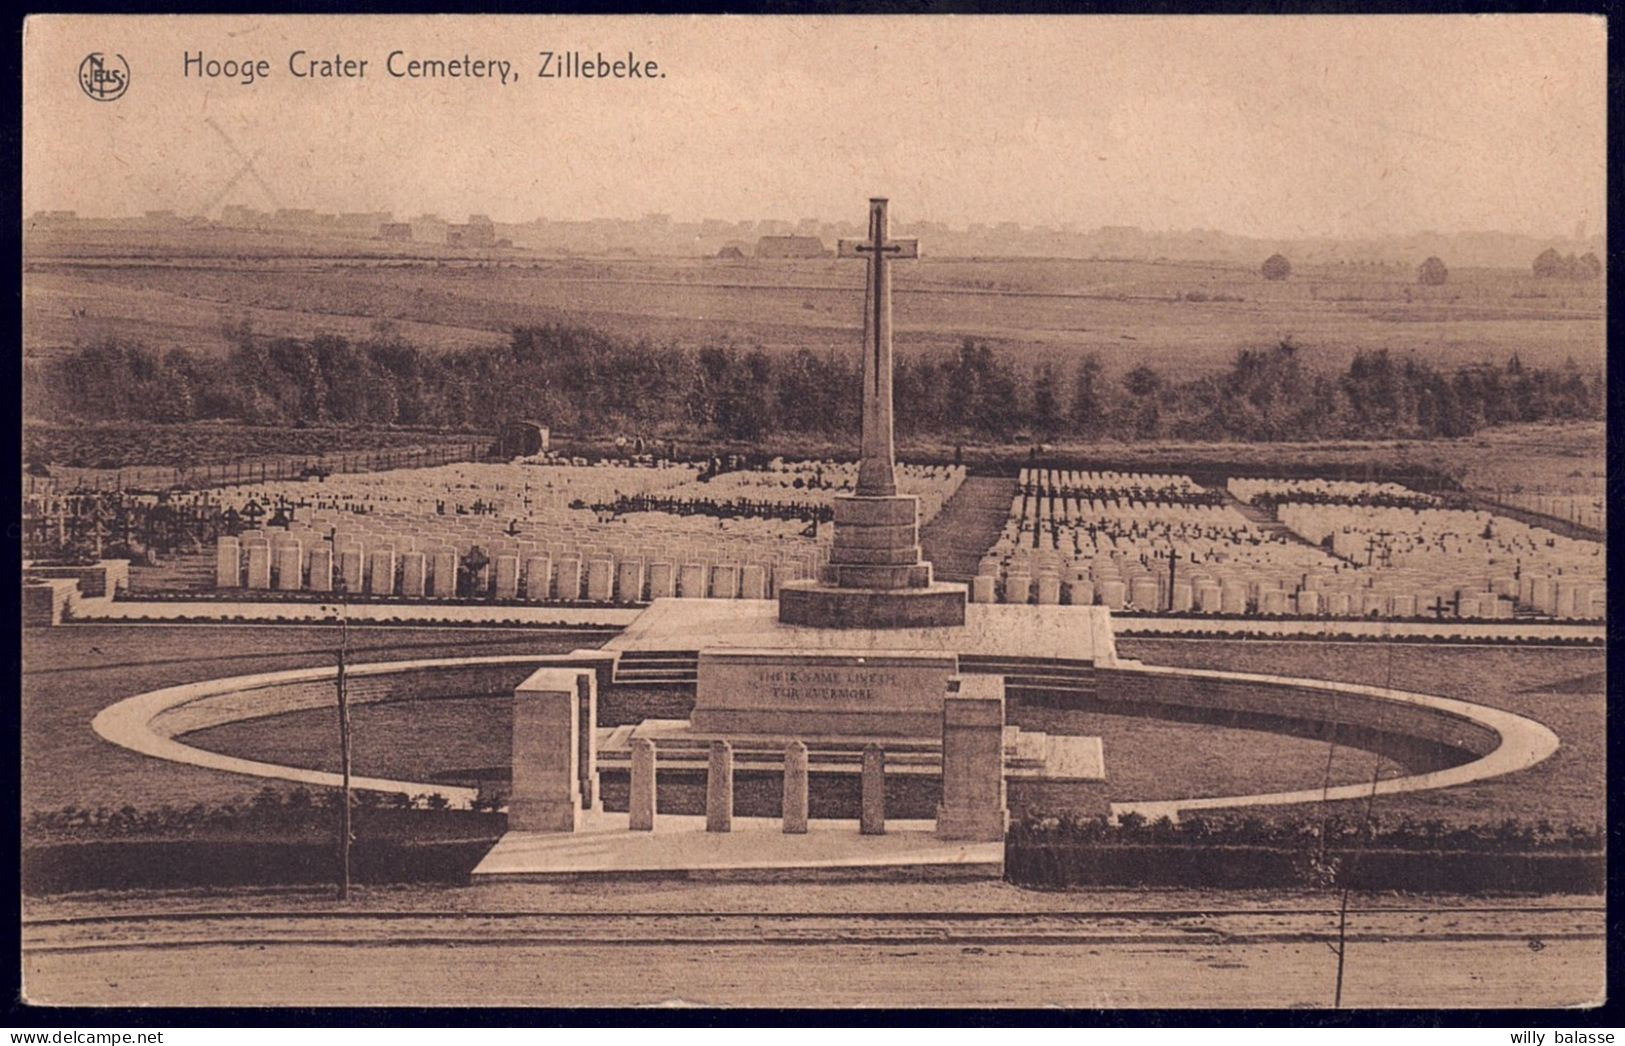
[840,198,917,497]
[778,198,967,629]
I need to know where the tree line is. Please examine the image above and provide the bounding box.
[27,324,1603,444]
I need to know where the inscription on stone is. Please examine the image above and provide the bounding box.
[692,649,960,737]
[754,667,900,703]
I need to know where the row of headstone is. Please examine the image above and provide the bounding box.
[215,536,796,601]
[968,563,1606,620]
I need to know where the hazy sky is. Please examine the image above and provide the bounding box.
[24,14,1607,239]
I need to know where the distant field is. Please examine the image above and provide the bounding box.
[23,226,1604,376]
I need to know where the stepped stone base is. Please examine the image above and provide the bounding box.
[778,580,968,629]
[788,491,967,628]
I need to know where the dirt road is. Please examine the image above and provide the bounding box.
[23,902,1604,1008]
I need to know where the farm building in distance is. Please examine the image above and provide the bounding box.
[756,235,829,259]
[447,215,497,248]
[378,222,413,242]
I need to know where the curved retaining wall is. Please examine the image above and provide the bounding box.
[1100,660,1558,821]
[94,655,566,807]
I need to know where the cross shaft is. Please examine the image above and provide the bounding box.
[836,198,919,498]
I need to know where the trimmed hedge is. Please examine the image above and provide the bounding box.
[1005,843,1604,893]
[1006,813,1605,893]
[22,837,499,893]
[23,789,506,894]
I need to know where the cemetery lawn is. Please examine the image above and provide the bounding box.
[182,689,1392,807]
[20,623,599,815]
[1115,638,1605,830]
[24,624,1600,835]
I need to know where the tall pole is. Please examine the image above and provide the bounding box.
[335,608,352,901]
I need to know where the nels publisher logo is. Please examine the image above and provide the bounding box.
[78,52,129,101]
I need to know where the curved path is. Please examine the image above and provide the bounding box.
[93,654,1560,818]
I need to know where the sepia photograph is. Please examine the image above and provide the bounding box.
[16,12,1609,1014]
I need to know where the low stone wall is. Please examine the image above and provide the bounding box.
[152,662,537,737]
[22,580,78,627]
[23,560,129,600]
[95,654,609,806]
[1095,663,1499,761]
[1095,660,1558,822]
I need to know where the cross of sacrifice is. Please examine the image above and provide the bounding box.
[836,198,919,498]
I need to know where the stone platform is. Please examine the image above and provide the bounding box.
[607,597,1117,664]
[471,810,1004,881]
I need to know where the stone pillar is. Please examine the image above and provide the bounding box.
[1530,576,1553,614]
[431,548,458,598]
[524,556,553,601]
[615,560,645,604]
[274,541,303,591]
[972,575,996,604]
[215,538,241,588]
[782,740,809,834]
[367,548,396,596]
[710,564,739,600]
[646,562,675,599]
[740,563,767,600]
[400,551,427,597]
[493,554,520,600]
[335,547,360,593]
[628,737,656,831]
[307,547,333,593]
[576,672,598,810]
[860,744,886,835]
[586,558,614,601]
[678,563,707,598]
[245,543,271,589]
[508,667,592,833]
[555,556,582,601]
[706,740,733,832]
[936,675,1008,841]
